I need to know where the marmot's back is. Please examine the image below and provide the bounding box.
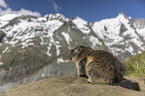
[86,50,125,84]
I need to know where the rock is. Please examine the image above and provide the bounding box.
[1,76,145,96]
[0,32,5,42]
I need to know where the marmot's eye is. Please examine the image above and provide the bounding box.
[71,49,74,53]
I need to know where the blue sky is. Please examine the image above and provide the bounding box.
[0,0,145,22]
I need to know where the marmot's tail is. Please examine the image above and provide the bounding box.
[117,78,140,91]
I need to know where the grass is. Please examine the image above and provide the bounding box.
[123,51,145,77]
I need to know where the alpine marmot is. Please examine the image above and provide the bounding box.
[67,46,140,91]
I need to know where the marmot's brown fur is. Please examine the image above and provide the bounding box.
[68,46,140,91]
[68,46,94,77]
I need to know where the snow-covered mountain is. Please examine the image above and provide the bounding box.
[91,13,145,59]
[0,13,145,93]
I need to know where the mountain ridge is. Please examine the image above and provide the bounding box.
[0,12,145,68]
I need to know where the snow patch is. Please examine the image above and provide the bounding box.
[0,62,3,65]
[40,37,44,45]
[56,42,61,56]
[38,17,47,22]
[41,74,45,77]
[46,43,52,57]
[125,45,134,55]
[45,20,63,36]
[61,32,72,45]
[46,47,52,57]
[57,57,69,64]
[9,67,12,70]
[0,14,21,20]
[2,47,9,53]
[89,36,102,47]
[72,17,90,34]
[136,28,145,37]
[28,43,34,46]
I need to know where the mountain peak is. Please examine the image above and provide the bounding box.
[117,12,129,20]
[47,13,67,21]
[118,12,127,17]
[41,13,68,22]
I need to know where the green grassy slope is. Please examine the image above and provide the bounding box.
[123,51,145,77]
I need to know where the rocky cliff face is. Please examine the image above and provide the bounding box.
[0,13,145,93]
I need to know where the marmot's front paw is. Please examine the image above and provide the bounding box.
[87,78,91,82]
[77,70,80,76]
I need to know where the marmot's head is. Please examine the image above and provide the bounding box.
[67,46,93,61]
[67,46,83,60]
